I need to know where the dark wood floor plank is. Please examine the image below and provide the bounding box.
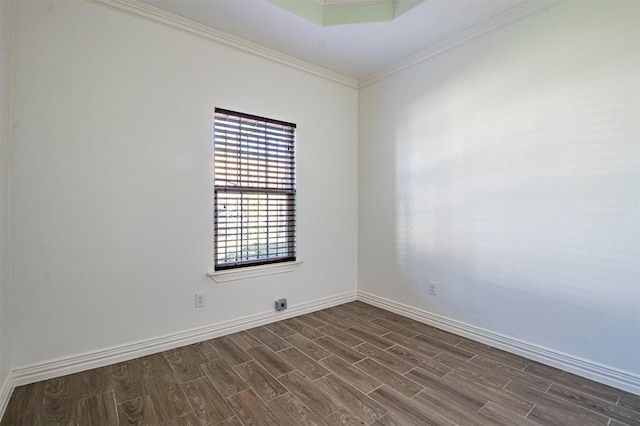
[369,308,416,327]
[284,333,332,360]
[111,360,146,405]
[405,368,487,414]
[295,312,327,329]
[610,420,633,426]
[385,343,452,377]
[316,373,388,424]
[345,326,395,349]
[321,305,352,320]
[0,411,39,426]
[620,391,640,413]
[324,408,367,425]
[267,392,324,425]
[406,322,466,346]
[77,391,118,425]
[225,388,281,425]
[444,371,534,416]
[371,317,420,338]
[181,376,234,424]
[435,352,511,389]
[282,317,324,339]
[226,330,263,351]
[320,355,383,394]
[478,401,540,426]
[145,374,192,423]
[315,336,366,364]
[138,352,174,380]
[74,366,113,399]
[527,403,609,426]
[345,301,383,321]
[556,371,624,404]
[318,324,364,347]
[302,310,334,326]
[412,390,487,426]
[187,340,220,362]
[383,331,442,357]
[164,411,201,425]
[354,342,414,374]
[264,321,298,339]
[278,371,342,418]
[457,340,531,370]
[209,337,253,366]
[249,326,291,352]
[505,380,609,426]
[278,347,330,380]
[247,345,295,377]
[468,354,552,391]
[233,360,288,401]
[0,380,45,425]
[525,361,621,404]
[354,358,423,397]
[116,395,161,425]
[414,333,475,360]
[214,416,244,426]
[371,412,407,426]
[163,347,205,384]
[522,359,564,380]
[369,386,456,426]
[41,374,80,424]
[201,358,249,398]
[548,383,640,426]
[339,316,392,336]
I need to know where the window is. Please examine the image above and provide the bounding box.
[214,108,296,270]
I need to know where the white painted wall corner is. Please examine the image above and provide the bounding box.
[0,370,13,421]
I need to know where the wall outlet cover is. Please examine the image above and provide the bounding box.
[195,292,206,308]
[428,281,437,296]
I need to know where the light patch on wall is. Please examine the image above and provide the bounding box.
[393,15,639,317]
[267,0,425,26]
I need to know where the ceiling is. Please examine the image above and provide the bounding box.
[264,0,427,26]
[138,0,528,80]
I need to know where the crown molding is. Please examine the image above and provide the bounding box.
[86,0,359,89]
[84,0,562,90]
[359,0,563,88]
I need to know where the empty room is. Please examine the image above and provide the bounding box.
[0,0,638,424]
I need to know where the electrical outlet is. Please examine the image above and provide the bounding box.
[195,292,206,308]
[275,298,287,311]
[428,281,437,296]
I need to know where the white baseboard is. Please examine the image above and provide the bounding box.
[12,291,357,387]
[6,289,639,401]
[358,291,640,395]
[0,370,13,421]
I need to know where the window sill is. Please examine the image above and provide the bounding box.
[207,260,303,283]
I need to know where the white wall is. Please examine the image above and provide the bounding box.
[0,0,14,388]
[359,0,639,376]
[10,0,358,367]
[6,0,639,392]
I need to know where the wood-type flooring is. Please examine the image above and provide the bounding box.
[2,301,639,425]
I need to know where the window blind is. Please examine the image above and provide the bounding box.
[214,108,296,270]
